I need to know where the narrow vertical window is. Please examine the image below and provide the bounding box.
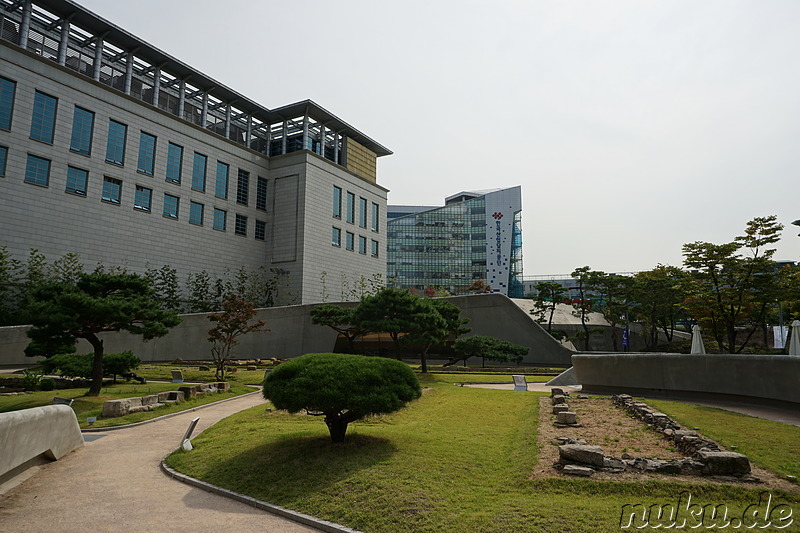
[359,197,368,228]
[213,208,227,231]
[30,91,57,143]
[189,201,204,225]
[256,176,267,211]
[101,177,122,204]
[255,220,266,241]
[215,161,229,199]
[371,239,379,258]
[236,169,249,205]
[24,154,51,186]
[0,77,16,131]
[333,186,342,218]
[345,231,354,251]
[69,106,94,155]
[65,166,88,196]
[371,202,379,232]
[134,185,152,212]
[0,146,7,177]
[332,227,342,247]
[163,193,179,219]
[346,192,355,224]
[192,152,207,192]
[235,214,248,236]
[166,142,183,183]
[358,235,367,254]
[105,120,127,165]
[137,132,156,175]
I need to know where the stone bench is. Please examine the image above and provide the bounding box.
[101,390,186,418]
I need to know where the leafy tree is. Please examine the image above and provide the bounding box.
[402,298,449,373]
[186,270,214,313]
[468,279,493,294]
[632,265,688,347]
[352,287,422,355]
[453,336,529,367]
[681,215,783,353]
[24,273,181,395]
[263,353,421,443]
[570,266,594,350]
[429,299,471,342]
[310,304,366,353]
[42,351,140,383]
[528,281,568,333]
[49,252,84,285]
[587,271,633,351]
[0,246,21,325]
[207,294,269,380]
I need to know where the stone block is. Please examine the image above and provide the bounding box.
[179,385,198,398]
[198,365,210,371]
[559,444,605,467]
[214,382,230,392]
[101,397,142,417]
[551,395,567,405]
[550,388,565,397]
[563,465,594,477]
[246,365,257,371]
[140,394,159,406]
[553,404,569,414]
[557,411,577,425]
[696,451,751,476]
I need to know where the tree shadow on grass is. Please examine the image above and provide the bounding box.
[204,433,398,505]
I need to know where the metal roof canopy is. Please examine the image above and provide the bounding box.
[23,0,392,156]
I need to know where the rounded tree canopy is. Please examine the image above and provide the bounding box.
[263,353,422,418]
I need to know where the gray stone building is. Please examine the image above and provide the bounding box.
[0,0,391,305]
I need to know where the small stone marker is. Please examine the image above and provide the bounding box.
[553,404,569,414]
[550,388,565,397]
[559,444,605,467]
[512,375,527,391]
[171,370,184,383]
[551,395,567,405]
[557,411,577,425]
[563,465,594,477]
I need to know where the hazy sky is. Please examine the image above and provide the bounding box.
[79,0,800,275]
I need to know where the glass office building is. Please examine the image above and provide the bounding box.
[387,187,523,297]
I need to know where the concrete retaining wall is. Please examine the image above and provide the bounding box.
[572,353,800,407]
[0,293,573,367]
[0,405,84,484]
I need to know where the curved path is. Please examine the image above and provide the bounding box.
[0,393,318,533]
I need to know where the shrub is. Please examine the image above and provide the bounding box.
[21,369,42,391]
[263,353,422,443]
[40,377,56,391]
[41,351,140,381]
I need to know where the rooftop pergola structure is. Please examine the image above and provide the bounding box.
[0,0,391,169]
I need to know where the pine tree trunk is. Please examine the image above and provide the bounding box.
[325,414,349,443]
[86,333,105,396]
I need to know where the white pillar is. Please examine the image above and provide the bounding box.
[302,113,309,151]
[201,92,208,128]
[224,104,231,139]
[123,52,133,95]
[57,20,70,65]
[92,35,103,81]
[281,120,288,154]
[152,67,161,107]
[177,80,185,119]
[18,0,31,49]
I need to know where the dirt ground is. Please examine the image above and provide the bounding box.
[531,395,799,493]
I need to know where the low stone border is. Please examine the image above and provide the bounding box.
[160,457,360,533]
[555,395,757,481]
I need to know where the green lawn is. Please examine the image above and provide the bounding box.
[0,381,256,428]
[648,399,800,480]
[166,374,800,532]
[135,364,268,384]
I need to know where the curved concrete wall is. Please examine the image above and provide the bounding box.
[0,294,573,366]
[0,405,84,482]
[572,353,800,407]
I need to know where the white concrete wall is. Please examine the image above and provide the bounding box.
[0,405,84,483]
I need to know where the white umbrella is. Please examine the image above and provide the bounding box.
[789,320,800,356]
[690,324,706,355]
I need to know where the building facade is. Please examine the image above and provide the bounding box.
[0,0,391,305]
[387,187,523,297]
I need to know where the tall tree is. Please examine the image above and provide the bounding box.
[352,287,422,355]
[453,336,529,367]
[632,265,688,347]
[528,281,568,333]
[310,304,366,353]
[682,215,783,353]
[207,294,269,380]
[24,273,181,395]
[570,266,594,351]
[587,271,633,351]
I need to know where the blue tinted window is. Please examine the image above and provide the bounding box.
[70,107,94,155]
[24,154,50,186]
[0,146,7,177]
[105,120,127,165]
[30,91,57,143]
[189,201,204,225]
[215,161,228,199]
[235,214,247,236]
[192,153,207,192]
[333,186,342,218]
[346,231,354,251]
[213,208,226,230]
[359,197,368,227]
[0,77,15,130]
[166,143,183,183]
[371,239,379,257]
[102,177,122,204]
[371,202,379,232]
[163,194,179,219]
[358,235,367,254]
[134,185,152,212]
[346,192,355,223]
[256,176,267,210]
[332,227,341,247]
[137,132,156,175]
[236,169,249,205]
[65,166,88,195]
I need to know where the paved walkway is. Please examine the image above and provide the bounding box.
[0,393,318,533]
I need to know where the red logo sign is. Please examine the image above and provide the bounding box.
[492,212,503,220]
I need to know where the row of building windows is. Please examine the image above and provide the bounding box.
[332,185,380,232]
[331,226,379,258]
[6,147,267,241]
[1,75,270,211]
